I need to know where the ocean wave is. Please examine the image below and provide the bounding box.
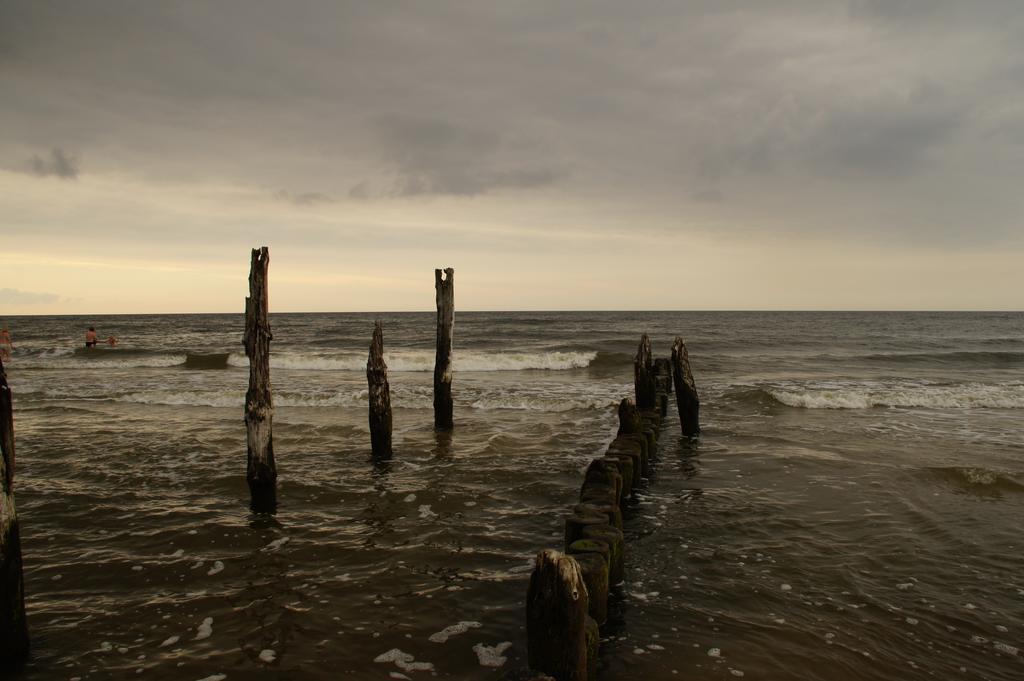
[827,350,1024,366]
[94,387,614,412]
[469,396,615,412]
[227,350,598,372]
[926,466,1024,495]
[765,383,1024,410]
[10,348,598,372]
[14,353,189,369]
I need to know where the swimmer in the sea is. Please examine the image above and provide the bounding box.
[85,326,98,347]
[0,324,12,361]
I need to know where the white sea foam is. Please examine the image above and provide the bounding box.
[226,350,596,372]
[258,649,276,663]
[207,561,224,576]
[469,396,612,412]
[160,636,180,647]
[195,675,226,681]
[263,537,290,552]
[769,382,1024,410]
[428,621,482,643]
[472,641,512,667]
[195,618,213,640]
[373,649,434,672]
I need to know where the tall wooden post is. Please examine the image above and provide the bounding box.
[433,267,454,431]
[0,357,29,664]
[244,247,276,513]
[671,336,700,437]
[634,334,656,410]
[366,320,393,458]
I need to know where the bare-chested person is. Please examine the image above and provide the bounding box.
[0,325,12,361]
[85,326,99,348]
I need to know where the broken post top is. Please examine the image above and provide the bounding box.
[434,268,454,306]
[672,336,698,394]
[635,333,652,369]
[367,320,387,373]
[244,246,272,349]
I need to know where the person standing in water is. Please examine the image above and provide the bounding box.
[85,326,99,347]
[0,325,12,361]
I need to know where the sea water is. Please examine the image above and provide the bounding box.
[3,311,1022,679]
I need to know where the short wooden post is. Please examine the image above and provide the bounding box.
[433,268,454,431]
[244,247,276,513]
[671,336,700,436]
[527,549,590,681]
[366,320,393,458]
[633,334,656,411]
[617,397,641,435]
[0,357,30,664]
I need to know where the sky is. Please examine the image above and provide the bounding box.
[1,0,1022,314]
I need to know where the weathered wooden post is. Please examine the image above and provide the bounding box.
[634,334,656,411]
[366,320,393,458]
[527,549,592,681]
[0,357,29,664]
[244,246,276,513]
[671,336,700,437]
[433,267,454,431]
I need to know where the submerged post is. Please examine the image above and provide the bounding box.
[0,357,30,664]
[244,247,276,513]
[671,336,700,437]
[433,267,454,431]
[366,320,393,458]
[634,334,656,411]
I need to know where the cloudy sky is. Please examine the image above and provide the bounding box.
[1,0,1022,313]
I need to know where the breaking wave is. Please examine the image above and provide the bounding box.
[11,348,599,372]
[926,466,1024,495]
[765,383,1024,409]
[228,350,598,372]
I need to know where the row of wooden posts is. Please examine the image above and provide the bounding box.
[243,247,455,513]
[0,246,456,665]
[0,245,700,670]
[523,334,700,681]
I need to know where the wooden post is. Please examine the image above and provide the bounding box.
[433,267,454,431]
[366,320,393,458]
[244,247,276,513]
[527,549,590,681]
[671,336,700,437]
[0,357,29,664]
[634,334,656,411]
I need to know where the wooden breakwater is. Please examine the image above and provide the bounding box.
[523,334,699,681]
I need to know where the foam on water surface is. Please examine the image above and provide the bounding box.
[472,641,511,667]
[428,621,482,643]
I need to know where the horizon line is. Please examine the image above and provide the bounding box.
[1,309,1022,317]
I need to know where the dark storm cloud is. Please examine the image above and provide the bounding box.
[1,0,1022,241]
[25,147,78,179]
[360,114,563,197]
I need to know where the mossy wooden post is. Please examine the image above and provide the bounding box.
[671,336,700,437]
[433,267,454,431]
[367,320,393,458]
[527,549,590,681]
[634,334,656,411]
[0,357,29,665]
[244,247,276,513]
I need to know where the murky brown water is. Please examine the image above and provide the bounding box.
[4,312,1023,679]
